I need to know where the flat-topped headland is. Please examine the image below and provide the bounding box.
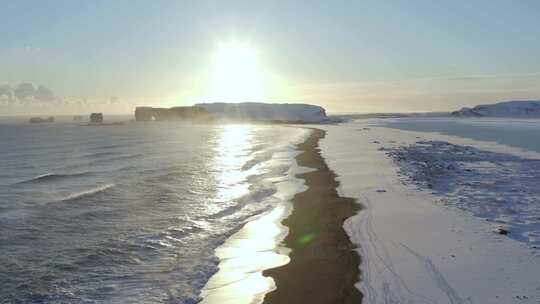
[134,102,329,124]
[135,106,211,122]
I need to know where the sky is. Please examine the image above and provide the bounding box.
[1,0,540,115]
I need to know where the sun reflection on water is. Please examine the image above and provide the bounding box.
[200,204,291,304]
[212,124,253,202]
[200,124,291,304]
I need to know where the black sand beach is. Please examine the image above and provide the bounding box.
[263,128,362,304]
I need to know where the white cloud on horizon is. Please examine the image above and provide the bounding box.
[0,83,60,105]
[0,83,139,116]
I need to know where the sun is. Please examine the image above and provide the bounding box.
[209,40,266,101]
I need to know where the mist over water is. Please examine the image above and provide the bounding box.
[0,121,308,303]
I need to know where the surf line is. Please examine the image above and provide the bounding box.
[263,128,362,304]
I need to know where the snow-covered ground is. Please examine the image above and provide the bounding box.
[452,100,540,117]
[319,119,540,304]
[386,140,540,246]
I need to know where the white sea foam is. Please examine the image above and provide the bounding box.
[199,127,312,304]
[59,183,115,202]
[15,171,92,185]
[0,122,313,304]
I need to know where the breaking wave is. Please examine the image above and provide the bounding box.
[59,184,115,202]
[0,123,311,304]
[16,172,92,184]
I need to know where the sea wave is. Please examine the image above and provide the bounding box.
[85,153,144,166]
[16,171,92,184]
[58,183,115,202]
[84,151,119,159]
[241,151,274,171]
[65,154,144,170]
[0,124,312,304]
[207,183,278,220]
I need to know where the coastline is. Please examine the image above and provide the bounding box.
[199,125,312,304]
[263,128,362,304]
[319,119,540,303]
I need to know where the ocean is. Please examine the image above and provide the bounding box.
[0,119,309,304]
[379,117,540,153]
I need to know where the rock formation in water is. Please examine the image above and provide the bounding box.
[90,113,104,124]
[135,106,211,122]
[29,116,54,123]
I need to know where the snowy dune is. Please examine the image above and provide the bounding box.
[319,120,540,304]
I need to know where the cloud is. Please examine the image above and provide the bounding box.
[0,83,136,116]
[24,46,41,53]
[0,82,60,105]
[0,84,15,105]
[34,85,56,102]
[444,72,540,82]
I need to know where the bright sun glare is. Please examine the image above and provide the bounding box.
[210,40,266,101]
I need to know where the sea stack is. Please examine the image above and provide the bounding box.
[90,113,104,124]
[29,116,54,123]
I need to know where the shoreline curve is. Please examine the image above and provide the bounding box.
[262,128,362,304]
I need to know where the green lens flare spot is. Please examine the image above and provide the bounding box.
[298,233,316,245]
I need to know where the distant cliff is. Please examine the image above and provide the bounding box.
[452,100,540,117]
[135,106,210,121]
[195,102,328,123]
[135,103,329,123]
